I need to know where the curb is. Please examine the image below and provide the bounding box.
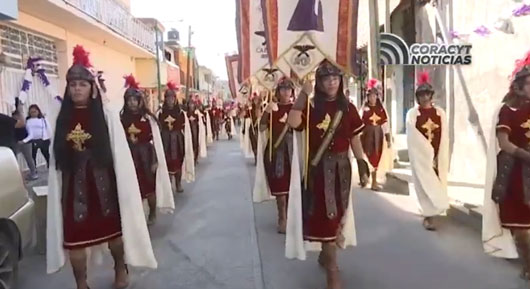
[384,172,483,231]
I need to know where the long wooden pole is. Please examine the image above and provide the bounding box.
[268,90,273,162]
[303,75,311,190]
[368,0,380,79]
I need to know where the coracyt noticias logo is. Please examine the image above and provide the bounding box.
[379,33,472,65]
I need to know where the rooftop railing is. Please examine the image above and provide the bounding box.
[64,0,156,54]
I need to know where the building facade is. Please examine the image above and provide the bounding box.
[0,0,157,115]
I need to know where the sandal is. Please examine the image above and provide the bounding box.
[422,217,436,231]
[277,219,287,235]
[325,266,342,289]
[114,265,129,289]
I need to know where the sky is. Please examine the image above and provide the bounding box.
[131,0,239,80]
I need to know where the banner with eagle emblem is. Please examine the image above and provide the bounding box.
[225,54,240,99]
[262,0,360,78]
[236,0,269,81]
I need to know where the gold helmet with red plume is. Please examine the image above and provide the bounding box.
[66,45,95,83]
[365,78,381,94]
[415,71,434,96]
[165,81,179,99]
[123,74,143,101]
[315,60,343,78]
[511,50,530,83]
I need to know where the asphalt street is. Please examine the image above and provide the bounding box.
[17,134,527,289]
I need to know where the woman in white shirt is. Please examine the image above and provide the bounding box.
[24,104,51,167]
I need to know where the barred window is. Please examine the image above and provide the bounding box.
[0,24,59,75]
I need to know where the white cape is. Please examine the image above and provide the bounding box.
[243,118,254,158]
[406,106,450,217]
[252,130,274,203]
[47,106,157,274]
[197,111,207,159]
[148,116,175,214]
[482,104,517,259]
[206,111,213,145]
[285,131,357,260]
[182,112,195,183]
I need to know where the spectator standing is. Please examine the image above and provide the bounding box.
[23,104,51,167]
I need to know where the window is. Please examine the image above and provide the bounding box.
[0,24,59,75]
[164,50,172,62]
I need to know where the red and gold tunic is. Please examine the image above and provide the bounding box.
[121,113,156,199]
[361,102,388,169]
[188,110,200,160]
[211,107,222,133]
[62,107,122,249]
[416,107,442,158]
[264,103,293,196]
[497,103,530,228]
[159,108,185,174]
[300,100,364,242]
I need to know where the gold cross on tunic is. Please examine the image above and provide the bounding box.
[521,118,530,142]
[316,113,331,131]
[127,123,142,143]
[66,123,92,152]
[165,115,176,130]
[369,112,381,126]
[421,118,439,144]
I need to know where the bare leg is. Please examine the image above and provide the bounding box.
[322,243,341,289]
[176,172,184,193]
[371,170,381,191]
[513,229,530,280]
[147,194,157,225]
[276,196,287,234]
[69,249,89,289]
[108,238,129,289]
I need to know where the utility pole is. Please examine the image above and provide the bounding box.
[368,0,380,79]
[185,25,192,101]
[154,25,163,104]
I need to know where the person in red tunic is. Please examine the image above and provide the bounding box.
[288,61,368,289]
[120,75,159,224]
[361,78,391,191]
[224,107,233,140]
[260,77,295,234]
[211,99,223,141]
[484,52,530,279]
[406,72,449,231]
[187,98,200,163]
[51,46,136,289]
[159,82,186,193]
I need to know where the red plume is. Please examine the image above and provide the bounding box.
[417,71,430,85]
[123,74,139,89]
[511,50,530,80]
[167,81,178,91]
[366,78,379,90]
[72,45,92,68]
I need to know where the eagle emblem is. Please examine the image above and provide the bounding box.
[254,31,267,46]
[294,45,315,58]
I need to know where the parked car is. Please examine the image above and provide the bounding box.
[0,147,35,288]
